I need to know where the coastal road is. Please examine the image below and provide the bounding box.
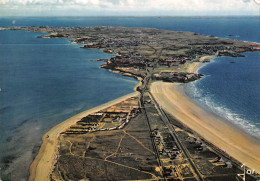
[149,92,204,181]
[140,49,202,181]
[149,81,260,174]
[142,99,166,180]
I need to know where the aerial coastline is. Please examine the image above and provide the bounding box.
[1,26,260,180]
[28,92,139,181]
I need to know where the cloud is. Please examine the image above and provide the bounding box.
[0,0,258,16]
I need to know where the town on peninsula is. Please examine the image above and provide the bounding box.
[2,26,260,181]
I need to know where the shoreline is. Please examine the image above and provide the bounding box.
[176,82,260,141]
[150,57,260,173]
[151,81,260,173]
[184,54,260,140]
[21,25,260,179]
[29,55,260,180]
[29,91,139,181]
[186,55,216,73]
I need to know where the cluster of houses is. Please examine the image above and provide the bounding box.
[75,33,250,71]
[79,36,143,51]
[101,53,154,69]
[100,107,141,131]
[151,129,193,178]
[187,137,206,152]
[217,50,245,57]
[80,40,249,71]
[62,113,103,134]
[62,97,140,134]
[153,72,203,83]
[184,44,239,58]
[152,130,181,160]
[102,53,195,71]
[158,58,187,67]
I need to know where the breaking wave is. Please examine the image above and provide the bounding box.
[185,81,260,139]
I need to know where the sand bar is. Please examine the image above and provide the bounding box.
[29,91,139,181]
[150,81,260,173]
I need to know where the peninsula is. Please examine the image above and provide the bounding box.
[2,26,260,181]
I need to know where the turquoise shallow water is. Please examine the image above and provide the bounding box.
[0,17,259,180]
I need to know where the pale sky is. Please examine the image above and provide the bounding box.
[0,0,259,16]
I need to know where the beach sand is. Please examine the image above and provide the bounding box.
[150,81,260,173]
[29,92,139,181]
[29,55,260,180]
[151,56,260,172]
[180,55,215,73]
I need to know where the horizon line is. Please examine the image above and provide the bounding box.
[0,15,258,18]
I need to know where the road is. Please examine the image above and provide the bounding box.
[142,100,165,180]
[138,47,203,181]
[149,92,204,181]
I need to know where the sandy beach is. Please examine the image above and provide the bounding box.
[151,56,260,173]
[29,91,139,181]
[29,54,260,180]
[180,55,215,73]
[150,81,260,173]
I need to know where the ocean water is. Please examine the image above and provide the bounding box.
[184,51,260,138]
[0,29,137,180]
[0,17,259,180]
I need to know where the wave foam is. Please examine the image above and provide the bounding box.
[185,82,260,139]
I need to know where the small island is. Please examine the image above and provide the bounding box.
[2,26,260,181]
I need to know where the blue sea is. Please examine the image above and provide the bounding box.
[0,17,259,180]
[185,52,260,138]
